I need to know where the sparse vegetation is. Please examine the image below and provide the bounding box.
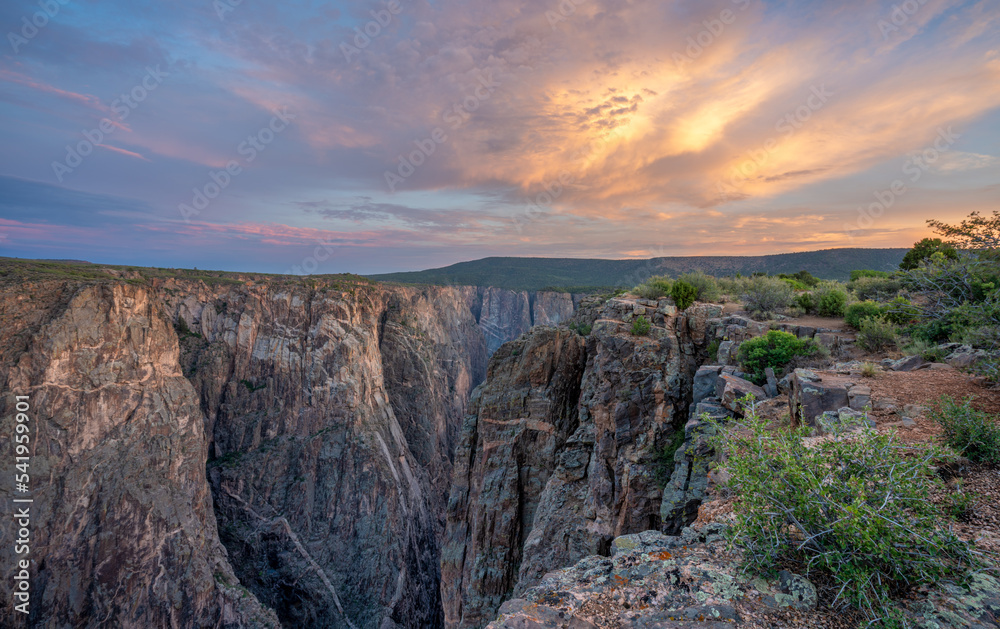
[717,406,981,622]
[740,276,794,318]
[845,301,883,330]
[678,271,721,302]
[815,283,849,317]
[631,315,651,336]
[861,361,879,378]
[633,276,673,300]
[931,397,1000,465]
[737,330,822,385]
[857,316,898,353]
[670,280,699,310]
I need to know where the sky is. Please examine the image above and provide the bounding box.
[0,0,998,275]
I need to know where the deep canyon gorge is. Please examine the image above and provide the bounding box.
[0,272,724,628]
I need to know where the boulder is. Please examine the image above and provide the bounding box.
[888,355,925,372]
[848,385,871,412]
[776,571,818,611]
[816,407,875,436]
[764,367,779,398]
[693,365,723,404]
[715,374,767,413]
[717,340,736,364]
[789,369,851,429]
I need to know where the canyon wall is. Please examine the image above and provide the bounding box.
[441,298,722,628]
[0,272,587,628]
[0,282,278,628]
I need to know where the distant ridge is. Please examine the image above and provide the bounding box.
[369,248,908,292]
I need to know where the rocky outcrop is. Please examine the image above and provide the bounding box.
[488,526,1000,629]
[789,369,874,430]
[0,283,277,628]
[440,327,587,629]
[442,299,723,628]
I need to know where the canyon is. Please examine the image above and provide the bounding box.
[0,273,721,629]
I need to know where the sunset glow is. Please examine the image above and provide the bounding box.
[0,0,998,273]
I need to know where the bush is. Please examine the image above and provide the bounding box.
[779,270,821,288]
[857,316,897,353]
[741,276,794,318]
[845,301,883,329]
[903,338,947,362]
[634,276,672,300]
[881,296,920,326]
[931,397,1000,465]
[815,284,848,317]
[851,269,891,281]
[631,315,651,336]
[795,292,816,314]
[678,271,720,302]
[670,280,699,310]
[737,330,821,385]
[851,276,903,302]
[900,237,959,270]
[717,409,979,622]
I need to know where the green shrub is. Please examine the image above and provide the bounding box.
[851,276,903,302]
[851,269,891,281]
[931,397,1000,465]
[631,315,651,336]
[845,301,883,329]
[741,276,794,318]
[795,292,816,314]
[670,280,699,310]
[857,316,897,353]
[779,270,821,288]
[881,296,920,326]
[634,276,672,300]
[737,330,821,385]
[706,338,722,361]
[903,339,947,362]
[678,271,721,302]
[717,408,980,622]
[568,322,592,336]
[780,277,809,291]
[815,284,848,317]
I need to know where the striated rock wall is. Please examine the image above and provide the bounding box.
[159,279,488,629]
[0,282,278,628]
[473,288,581,356]
[441,298,722,628]
[0,276,498,629]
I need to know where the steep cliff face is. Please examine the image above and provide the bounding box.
[159,279,487,628]
[473,288,579,355]
[440,327,587,628]
[0,282,277,628]
[441,298,722,628]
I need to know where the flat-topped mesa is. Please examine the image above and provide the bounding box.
[441,297,723,629]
